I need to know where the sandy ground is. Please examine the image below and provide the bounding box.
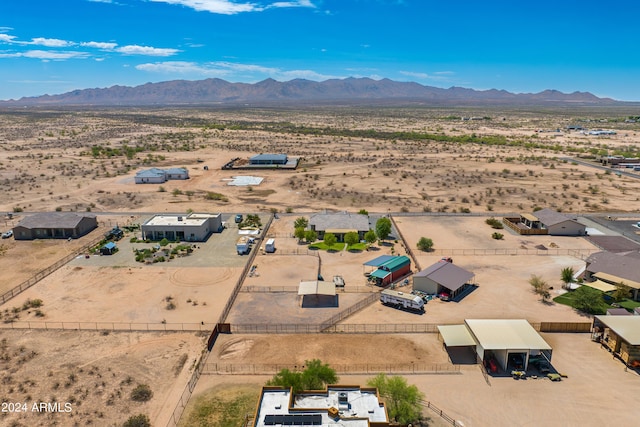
[1,108,639,426]
[0,329,205,427]
[191,333,640,427]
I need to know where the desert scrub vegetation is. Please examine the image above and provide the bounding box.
[130,383,153,402]
[485,217,504,229]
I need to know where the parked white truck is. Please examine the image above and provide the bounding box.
[380,289,424,312]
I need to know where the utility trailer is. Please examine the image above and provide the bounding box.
[380,289,424,312]
[236,236,253,255]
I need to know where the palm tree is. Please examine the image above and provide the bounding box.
[560,267,575,290]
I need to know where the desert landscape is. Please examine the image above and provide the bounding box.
[1,105,640,427]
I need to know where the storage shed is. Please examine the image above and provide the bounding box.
[368,256,411,286]
[413,261,474,299]
[100,241,117,255]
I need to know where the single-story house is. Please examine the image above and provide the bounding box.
[250,154,288,165]
[413,261,475,299]
[503,208,586,236]
[141,213,222,242]
[252,385,389,427]
[309,212,370,242]
[100,241,117,255]
[134,167,189,184]
[584,250,640,300]
[13,212,98,240]
[438,319,552,372]
[368,256,411,286]
[592,315,640,367]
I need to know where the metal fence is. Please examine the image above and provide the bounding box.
[0,321,216,332]
[320,293,380,330]
[390,215,421,271]
[202,362,460,376]
[426,248,596,257]
[167,349,210,427]
[0,234,104,305]
[239,286,375,294]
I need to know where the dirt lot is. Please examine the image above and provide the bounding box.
[0,329,205,427]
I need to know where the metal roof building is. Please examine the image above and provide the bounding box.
[250,154,288,165]
[439,319,552,372]
[413,261,475,298]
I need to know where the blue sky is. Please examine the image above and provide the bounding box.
[1,0,639,101]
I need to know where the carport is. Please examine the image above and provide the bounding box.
[438,325,478,364]
[298,280,337,308]
[464,319,552,372]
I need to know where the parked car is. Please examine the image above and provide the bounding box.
[235,214,243,223]
[1,230,13,239]
[529,356,551,373]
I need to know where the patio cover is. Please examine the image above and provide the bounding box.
[583,280,617,293]
[298,281,336,296]
[593,272,640,289]
[521,213,539,222]
[595,315,640,345]
[438,325,477,347]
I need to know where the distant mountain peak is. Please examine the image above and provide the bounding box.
[0,77,618,106]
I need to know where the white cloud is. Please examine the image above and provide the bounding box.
[30,37,74,47]
[116,45,180,56]
[269,0,316,8]
[136,60,339,81]
[149,0,316,14]
[22,50,89,60]
[0,52,21,58]
[399,71,430,79]
[0,34,16,43]
[149,0,262,14]
[81,41,118,49]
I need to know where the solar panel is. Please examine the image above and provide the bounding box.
[263,414,322,425]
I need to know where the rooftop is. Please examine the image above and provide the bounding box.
[142,213,220,227]
[586,250,640,285]
[464,319,552,351]
[16,212,96,229]
[254,386,388,427]
[251,153,288,162]
[595,315,640,345]
[415,262,474,292]
[309,212,370,232]
[532,208,578,226]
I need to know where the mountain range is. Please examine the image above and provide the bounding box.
[0,77,620,107]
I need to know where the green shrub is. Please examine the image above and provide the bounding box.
[130,384,153,402]
[485,218,504,229]
[492,232,504,240]
[123,414,151,427]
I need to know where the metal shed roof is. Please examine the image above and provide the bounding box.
[595,315,640,345]
[16,212,96,229]
[415,262,474,292]
[369,270,391,280]
[363,255,395,267]
[464,319,552,351]
[379,256,410,272]
[438,325,477,347]
[298,281,336,296]
[251,153,288,162]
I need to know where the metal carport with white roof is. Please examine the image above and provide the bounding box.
[466,319,552,371]
[439,319,552,371]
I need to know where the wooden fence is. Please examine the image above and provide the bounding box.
[539,321,592,333]
[503,217,549,235]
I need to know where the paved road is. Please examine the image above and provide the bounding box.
[560,157,640,180]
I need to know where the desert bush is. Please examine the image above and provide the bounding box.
[131,384,153,402]
[491,232,504,240]
[123,414,151,427]
[485,218,504,229]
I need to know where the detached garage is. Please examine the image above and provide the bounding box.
[439,319,552,372]
[413,261,474,299]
